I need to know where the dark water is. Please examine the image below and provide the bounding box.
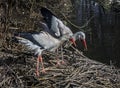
[73,0,120,67]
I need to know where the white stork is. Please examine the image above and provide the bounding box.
[15,31,69,76]
[40,7,87,49]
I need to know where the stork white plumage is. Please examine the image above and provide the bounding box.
[15,31,69,76]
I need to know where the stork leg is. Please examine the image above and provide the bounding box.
[56,49,61,66]
[39,55,46,73]
[60,46,65,64]
[36,56,40,76]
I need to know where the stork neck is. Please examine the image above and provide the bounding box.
[73,32,81,41]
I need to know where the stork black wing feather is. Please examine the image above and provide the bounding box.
[40,7,54,29]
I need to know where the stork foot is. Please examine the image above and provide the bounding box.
[36,70,39,76]
[41,68,46,73]
[61,60,66,65]
[56,61,61,67]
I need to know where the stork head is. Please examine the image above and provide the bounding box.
[78,32,87,50]
[69,31,87,50]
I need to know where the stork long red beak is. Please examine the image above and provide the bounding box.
[69,38,77,47]
[82,39,87,50]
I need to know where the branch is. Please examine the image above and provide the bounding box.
[60,12,94,32]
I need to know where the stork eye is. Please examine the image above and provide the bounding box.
[81,35,84,38]
[78,35,81,38]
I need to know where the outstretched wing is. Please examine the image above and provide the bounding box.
[40,7,73,38]
[15,31,60,53]
[15,36,43,55]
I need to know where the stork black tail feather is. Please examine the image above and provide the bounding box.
[11,32,20,43]
[11,37,19,43]
[14,32,19,36]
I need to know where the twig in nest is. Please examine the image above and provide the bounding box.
[70,45,86,58]
[42,67,65,73]
[0,77,11,86]
[4,64,24,87]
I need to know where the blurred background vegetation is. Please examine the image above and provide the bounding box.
[0,0,120,67]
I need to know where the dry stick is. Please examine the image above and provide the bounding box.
[0,77,11,86]
[40,7,94,32]
[43,51,57,57]
[5,64,24,88]
[63,40,85,58]
[70,82,81,87]
[70,45,86,58]
[65,83,70,88]
[61,45,64,62]
[66,68,80,79]
[60,12,94,31]
[55,69,80,86]
[8,27,19,30]
[84,81,109,88]
[44,67,65,71]
[71,80,83,85]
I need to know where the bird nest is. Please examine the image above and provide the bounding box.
[0,40,120,88]
[0,1,120,87]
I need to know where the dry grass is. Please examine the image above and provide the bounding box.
[0,33,120,87]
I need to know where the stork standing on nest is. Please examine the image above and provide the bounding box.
[40,7,87,49]
[40,7,77,64]
[15,30,70,76]
[14,7,87,76]
[14,28,87,76]
[40,8,87,52]
[38,21,87,66]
